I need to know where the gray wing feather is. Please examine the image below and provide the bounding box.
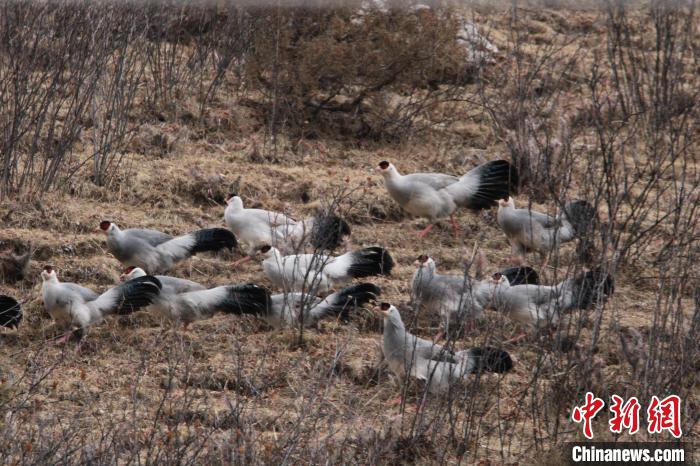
[403,173,459,190]
[61,283,100,302]
[125,229,173,246]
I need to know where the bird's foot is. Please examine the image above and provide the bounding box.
[416,224,435,238]
[54,332,72,345]
[503,331,529,345]
[449,215,461,237]
[389,394,404,406]
[433,330,446,343]
[232,256,253,267]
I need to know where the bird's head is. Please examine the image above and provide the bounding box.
[258,244,275,259]
[375,302,394,318]
[413,254,434,269]
[490,271,511,287]
[226,194,243,208]
[120,266,146,281]
[497,197,515,209]
[98,220,116,234]
[41,265,57,282]
[376,160,394,176]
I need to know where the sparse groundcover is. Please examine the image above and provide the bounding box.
[0,1,698,464]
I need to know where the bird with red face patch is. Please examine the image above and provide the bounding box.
[376,159,518,237]
[40,265,162,348]
[224,194,351,266]
[258,244,393,294]
[99,221,236,274]
[375,302,513,403]
[411,255,538,341]
[488,268,614,344]
[120,266,270,329]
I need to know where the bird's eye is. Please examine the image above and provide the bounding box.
[99,220,111,230]
[43,265,54,272]
[378,161,390,169]
[380,302,391,311]
[124,266,135,273]
[260,245,271,253]
[417,254,429,263]
[492,272,502,280]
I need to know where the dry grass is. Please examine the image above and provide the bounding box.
[0,3,698,464]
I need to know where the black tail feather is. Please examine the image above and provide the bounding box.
[220,284,272,316]
[572,268,614,309]
[500,266,540,286]
[464,160,519,210]
[346,247,394,278]
[564,200,598,236]
[330,283,381,322]
[114,276,163,315]
[191,228,237,254]
[468,347,514,373]
[0,295,21,329]
[310,212,352,251]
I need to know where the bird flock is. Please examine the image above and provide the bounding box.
[0,158,614,399]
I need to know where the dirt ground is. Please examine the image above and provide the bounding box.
[0,4,697,465]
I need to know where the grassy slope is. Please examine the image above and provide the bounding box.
[0,6,697,464]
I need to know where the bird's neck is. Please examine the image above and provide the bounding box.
[384,310,405,331]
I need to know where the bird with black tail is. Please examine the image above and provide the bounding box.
[0,295,22,329]
[265,283,381,329]
[100,221,236,274]
[120,266,270,329]
[41,265,162,346]
[259,245,393,293]
[489,268,614,344]
[377,159,518,237]
[375,303,514,400]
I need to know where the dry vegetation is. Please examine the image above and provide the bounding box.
[0,1,698,464]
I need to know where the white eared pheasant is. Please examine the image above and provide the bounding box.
[99,221,236,274]
[259,245,393,293]
[40,265,162,344]
[224,195,351,263]
[376,159,518,237]
[121,266,270,328]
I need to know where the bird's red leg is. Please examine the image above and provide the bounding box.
[416,224,435,238]
[389,393,404,406]
[232,256,253,267]
[449,214,461,237]
[433,329,445,343]
[503,330,529,345]
[54,332,72,345]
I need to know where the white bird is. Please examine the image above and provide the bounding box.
[0,295,22,329]
[411,255,540,340]
[496,197,597,263]
[224,195,351,263]
[99,221,237,274]
[376,159,518,237]
[122,267,379,330]
[40,265,162,344]
[120,266,271,328]
[489,268,614,343]
[266,283,380,329]
[376,303,513,401]
[259,245,393,293]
